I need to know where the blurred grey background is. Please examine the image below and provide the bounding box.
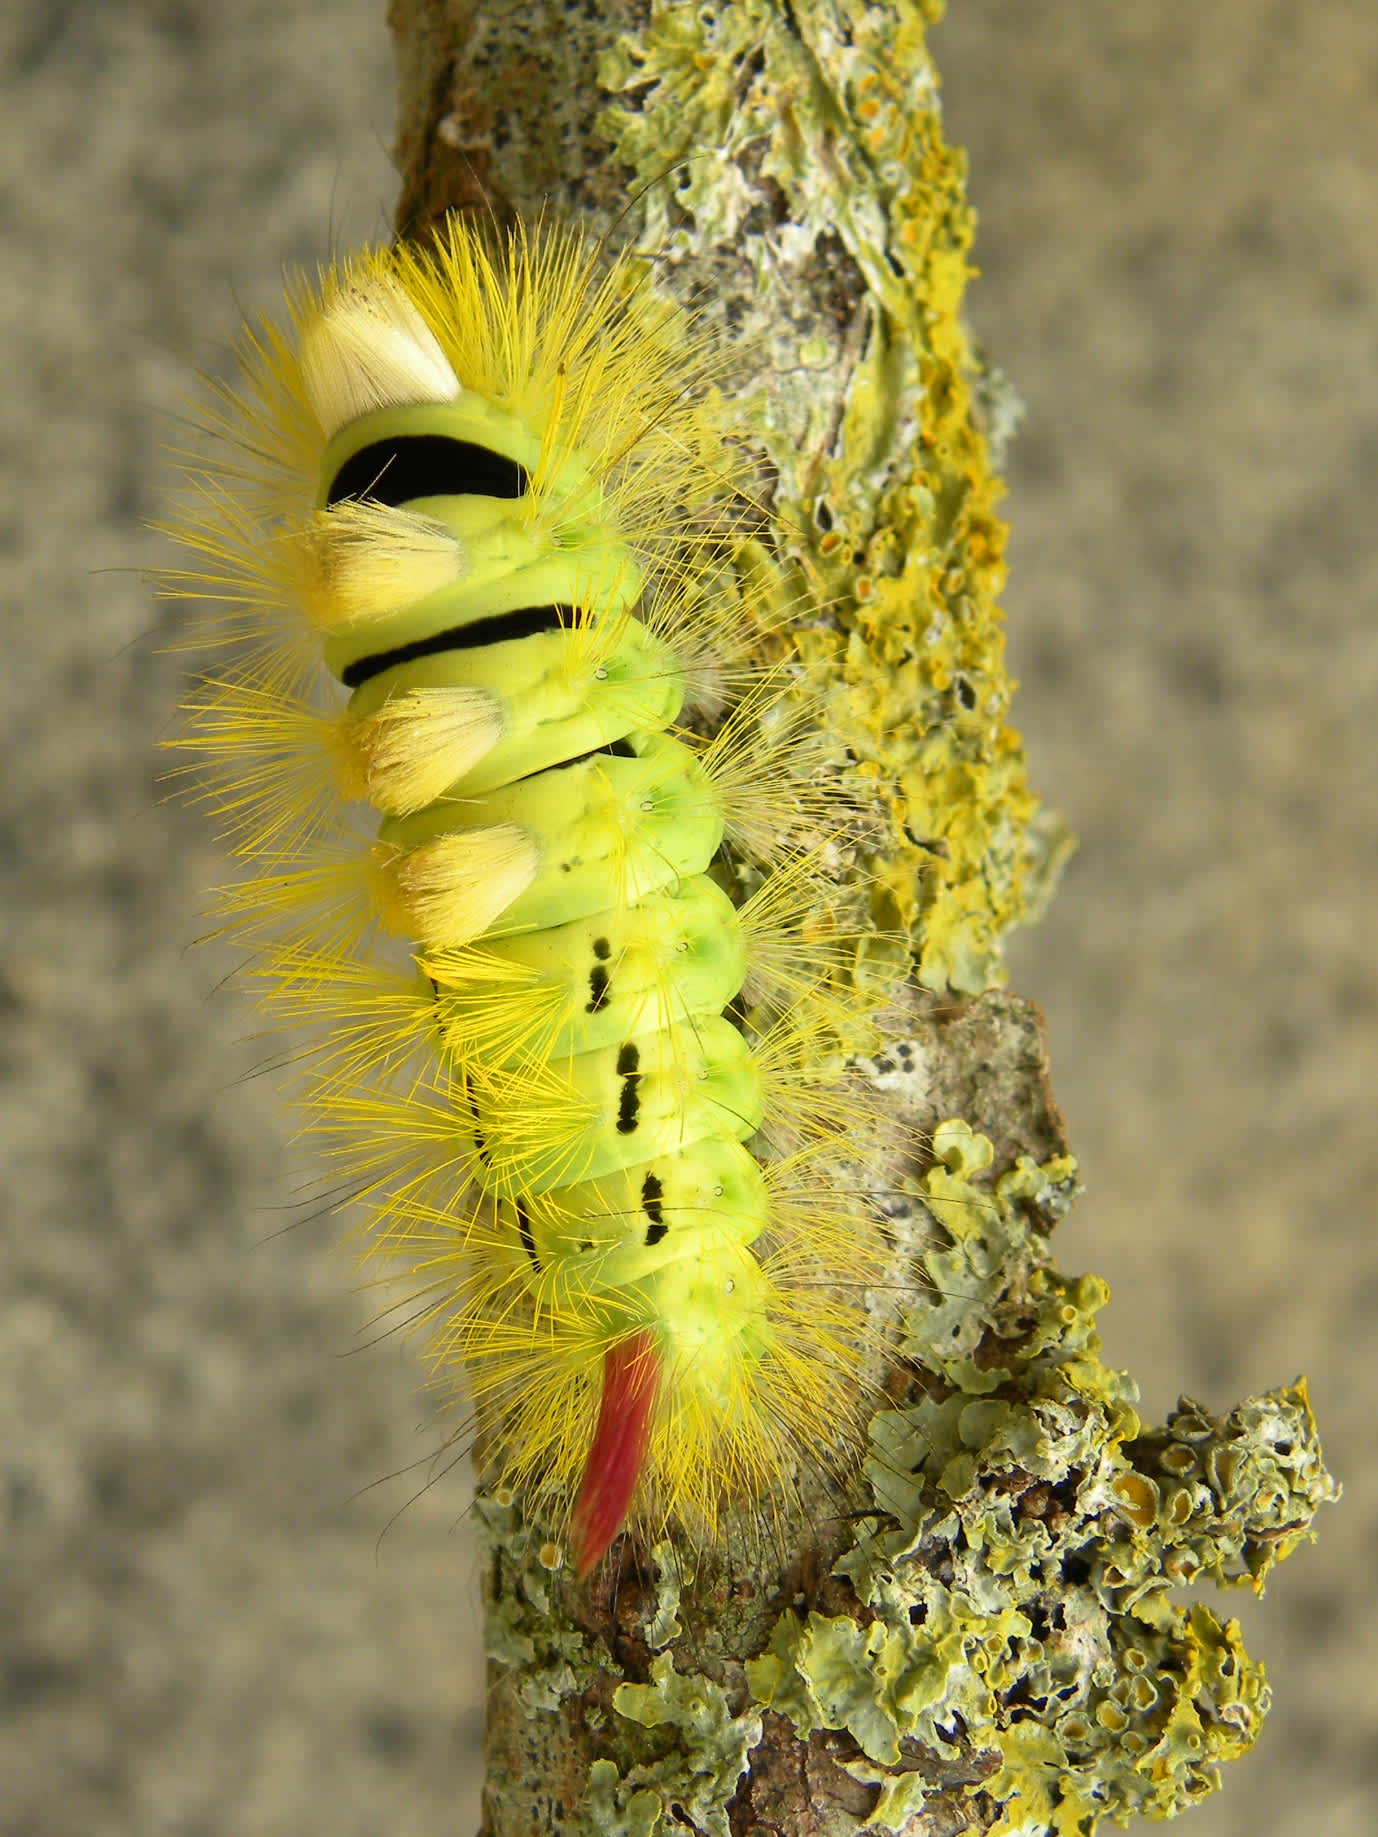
[1,2,1372,1833]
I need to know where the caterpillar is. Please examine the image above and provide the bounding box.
[164,218,892,1576]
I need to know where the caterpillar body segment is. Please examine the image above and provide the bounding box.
[428,875,749,1068]
[167,220,889,1575]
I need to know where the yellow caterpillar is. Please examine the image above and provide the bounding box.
[165,218,889,1574]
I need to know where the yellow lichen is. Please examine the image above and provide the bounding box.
[602,0,1040,993]
[763,1120,1339,1833]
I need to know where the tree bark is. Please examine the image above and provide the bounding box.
[384,5,1338,1833]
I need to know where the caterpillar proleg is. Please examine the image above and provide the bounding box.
[165,219,891,1575]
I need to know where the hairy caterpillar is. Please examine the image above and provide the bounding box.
[165,218,892,1575]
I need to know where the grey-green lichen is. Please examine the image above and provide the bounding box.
[748,1120,1339,1833]
[591,1654,766,1837]
[641,1543,685,1650]
[600,0,1043,994]
[474,1488,601,1716]
[475,1502,761,1836]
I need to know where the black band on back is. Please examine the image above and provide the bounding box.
[341,604,572,688]
[326,435,529,509]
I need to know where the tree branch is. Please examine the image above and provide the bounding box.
[385,4,1338,1833]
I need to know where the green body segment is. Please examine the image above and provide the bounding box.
[493,1134,771,1307]
[317,398,604,527]
[347,621,685,799]
[323,523,645,682]
[469,1011,764,1196]
[378,730,726,939]
[318,387,777,1443]
[433,876,749,1065]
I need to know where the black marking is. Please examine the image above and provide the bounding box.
[534,736,637,775]
[585,935,613,1014]
[514,1199,541,1275]
[615,1042,642,1134]
[586,963,610,1013]
[342,604,570,689]
[641,1172,667,1246]
[326,435,528,508]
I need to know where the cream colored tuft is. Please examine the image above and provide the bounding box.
[338,686,504,815]
[376,824,539,947]
[292,501,466,630]
[299,274,460,436]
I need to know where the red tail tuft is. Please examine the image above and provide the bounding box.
[571,1331,659,1578]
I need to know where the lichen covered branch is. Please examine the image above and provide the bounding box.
[387,3,1337,1833]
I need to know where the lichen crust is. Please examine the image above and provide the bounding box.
[600,0,1043,993]
[745,1119,1338,1832]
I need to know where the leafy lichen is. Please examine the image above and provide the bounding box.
[603,1653,766,1837]
[749,1120,1339,1832]
[473,1489,599,1715]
